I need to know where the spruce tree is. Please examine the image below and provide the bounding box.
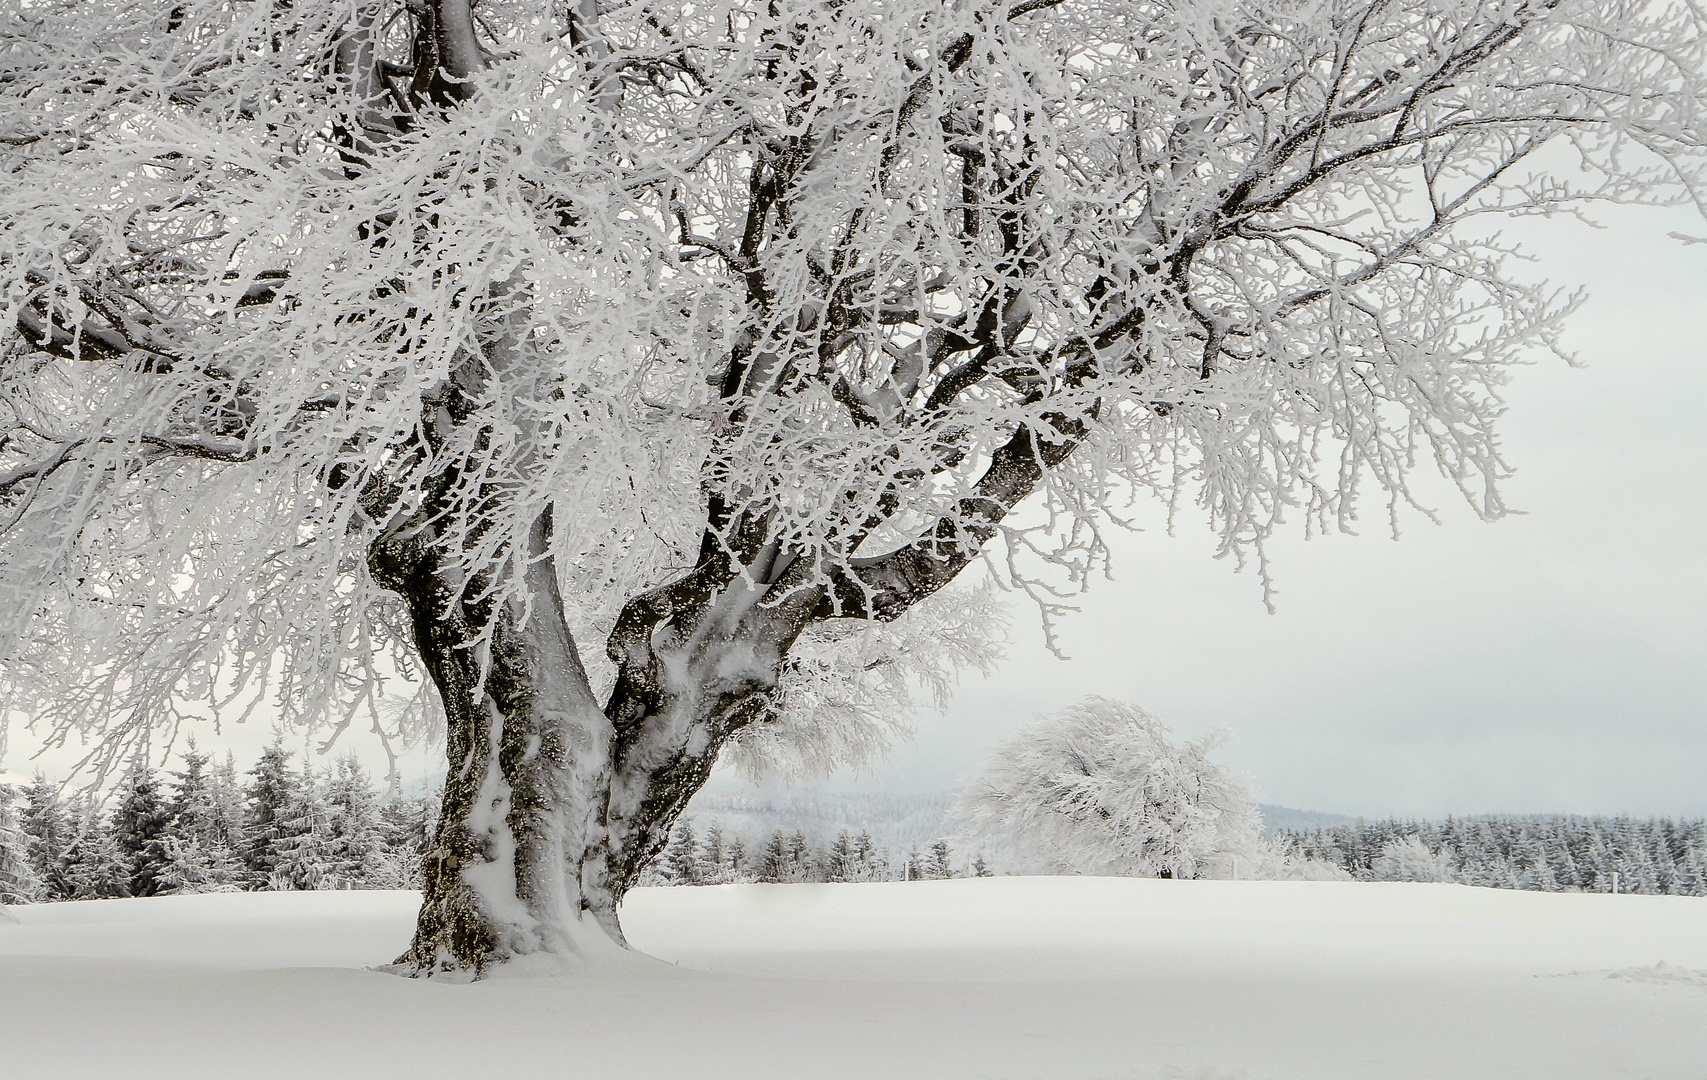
[925,839,953,880]
[696,822,727,885]
[826,831,856,883]
[725,837,748,883]
[209,753,247,854]
[242,740,301,884]
[324,755,385,888]
[160,741,243,893]
[376,792,437,890]
[758,831,789,884]
[18,772,71,899]
[663,819,700,885]
[110,760,172,897]
[0,782,41,904]
[58,800,131,900]
[268,771,334,890]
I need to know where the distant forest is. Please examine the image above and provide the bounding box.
[3,744,1704,901]
[1275,817,1707,895]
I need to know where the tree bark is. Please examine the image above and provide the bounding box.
[372,512,625,976]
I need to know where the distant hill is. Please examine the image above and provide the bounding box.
[1257,804,1360,834]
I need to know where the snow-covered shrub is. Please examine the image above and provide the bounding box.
[1372,836,1458,883]
[954,699,1261,879]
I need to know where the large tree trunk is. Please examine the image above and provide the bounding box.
[372,513,627,976]
[370,511,820,977]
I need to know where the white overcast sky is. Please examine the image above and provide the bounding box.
[6,203,1704,818]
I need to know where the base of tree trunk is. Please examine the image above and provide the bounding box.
[385,890,633,981]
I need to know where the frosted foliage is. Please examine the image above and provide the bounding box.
[955,699,1261,879]
[721,581,1009,779]
[1,0,1704,778]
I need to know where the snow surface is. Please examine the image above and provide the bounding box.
[1,880,1703,1079]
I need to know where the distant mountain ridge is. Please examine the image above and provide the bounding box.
[1256,804,1360,834]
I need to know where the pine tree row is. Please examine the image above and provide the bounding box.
[641,819,993,886]
[1276,814,1707,895]
[0,741,437,903]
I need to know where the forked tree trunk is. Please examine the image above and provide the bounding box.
[370,512,820,977]
[372,514,629,975]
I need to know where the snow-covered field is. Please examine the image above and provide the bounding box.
[1,880,1703,1079]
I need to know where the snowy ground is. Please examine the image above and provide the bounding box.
[1,880,1703,1080]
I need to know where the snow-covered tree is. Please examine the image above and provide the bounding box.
[57,803,131,901]
[0,781,40,903]
[158,740,244,893]
[956,699,1261,879]
[110,761,173,898]
[323,755,387,889]
[661,819,702,886]
[924,839,954,880]
[241,742,301,885]
[3,0,1705,973]
[377,792,438,890]
[695,822,729,885]
[18,773,71,899]
[269,774,335,891]
[1370,835,1456,884]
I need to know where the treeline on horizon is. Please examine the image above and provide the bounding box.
[0,742,437,904]
[1276,816,1707,895]
[5,742,1706,902]
[0,744,987,905]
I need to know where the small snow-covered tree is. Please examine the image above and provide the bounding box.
[661,819,702,886]
[1370,835,1456,883]
[924,839,955,880]
[696,822,729,885]
[58,806,131,901]
[241,742,302,885]
[3,0,1705,973]
[269,775,335,891]
[18,772,71,899]
[323,755,387,889]
[159,741,244,893]
[110,761,173,898]
[0,781,40,903]
[956,699,1260,879]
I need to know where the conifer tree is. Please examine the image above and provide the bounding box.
[269,772,334,891]
[376,793,437,890]
[758,832,790,885]
[58,800,130,900]
[157,740,244,893]
[663,820,701,886]
[826,831,856,883]
[725,837,748,884]
[209,753,246,854]
[18,773,72,899]
[696,823,727,885]
[925,840,954,881]
[0,782,41,904]
[110,760,172,898]
[242,741,302,885]
[324,756,385,889]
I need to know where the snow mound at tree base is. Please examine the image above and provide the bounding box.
[2,879,1704,1079]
